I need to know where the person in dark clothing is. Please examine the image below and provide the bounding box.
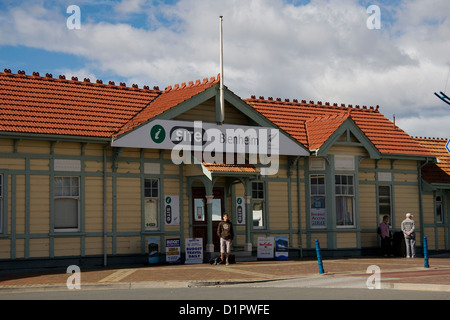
[217,213,234,265]
[378,215,392,256]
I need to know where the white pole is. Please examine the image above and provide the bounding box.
[219,16,224,124]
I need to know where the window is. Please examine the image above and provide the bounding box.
[335,175,354,227]
[252,182,265,228]
[144,179,159,230]
[212,199,222,222]
[54,177,80,231]
[310,174,326,228]
[436,195,443,223]
[378,186,391,216]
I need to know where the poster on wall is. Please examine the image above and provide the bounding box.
[235,197,246,225]
[311,196,326,228]
[275,236,289,260]
[257,237,274,259]
[148,237,159,264]
[185,238,203,264]
[166,238,181,264]
[164,195,179,225]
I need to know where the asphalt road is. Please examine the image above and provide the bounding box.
[1,283,449,300]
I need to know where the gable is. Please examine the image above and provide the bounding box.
[315,118,381,159]
[113,77,310,157]
[246,97,431,158]
[415,137,450,185]
[174,97,251,126]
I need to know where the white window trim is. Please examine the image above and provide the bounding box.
[144,178,160,231]
[310,174,327,229]
[436,194,444,224]
[252,181,266,229]
[335,174,355,228]
[53,176,80,232]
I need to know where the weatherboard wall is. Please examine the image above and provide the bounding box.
[0,137,448,266]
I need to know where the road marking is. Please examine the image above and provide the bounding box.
[213,266,281,279]
[98,269,137,283]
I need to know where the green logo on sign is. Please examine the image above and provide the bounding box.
[165,196,171,204]
[150,125,165,144]
[237,197,242,204]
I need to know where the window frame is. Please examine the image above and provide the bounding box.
[0,174,3,233]
[310,174,327,229]
[436,194,444,224]
[378,185,392,223]
[144,178,160,231]
[53,176,80,232]
[252,181,266,229]
[335,174,355,228]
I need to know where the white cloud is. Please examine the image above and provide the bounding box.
[0,0,449,138]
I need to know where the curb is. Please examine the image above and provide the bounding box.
[1,278,450,294]
[381,282,450,292]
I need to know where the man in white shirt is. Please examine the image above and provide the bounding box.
[401,213,416,258]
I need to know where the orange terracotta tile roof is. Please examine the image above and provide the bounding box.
[245,97,431,156]
[305,113,349,150]
[415,137,450,184]
[116,75,220,136]
[0,69,220,139]
[202,162,260,174]
[0,68,437,160]
[0,69,160,138]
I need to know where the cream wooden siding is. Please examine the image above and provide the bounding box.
[337,232,357,248]
[30,175,50,234]
[311,233,327,248]
[85,177,104,233]
[0,157,25,170]
[359,184,376,230]
[54,142,81,156]
[328,145,368,157]
[18,140,51,154]
[116,177,141,232]
[359,158,376,169]
[29,239,49,258]
[0,239,10,259]
[268,182,289,230]
[394,185,420,231]
[116,236,141,254]
[174,98,250,125]
[290,182,299,232]
[54,237,81,256]
[85,237,109,256]
[437,227,446,250]
[15,175,26,234]
[422,194,434,224]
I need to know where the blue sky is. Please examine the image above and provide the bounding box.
[0,0,449,138]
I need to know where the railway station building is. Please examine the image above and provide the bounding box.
[0,68,448,270]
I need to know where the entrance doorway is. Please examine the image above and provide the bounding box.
[192,186,224,251]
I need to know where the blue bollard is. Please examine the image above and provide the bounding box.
[423,236,429,268]
[315,239,324,274]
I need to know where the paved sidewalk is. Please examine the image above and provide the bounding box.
[0,256,449,294]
